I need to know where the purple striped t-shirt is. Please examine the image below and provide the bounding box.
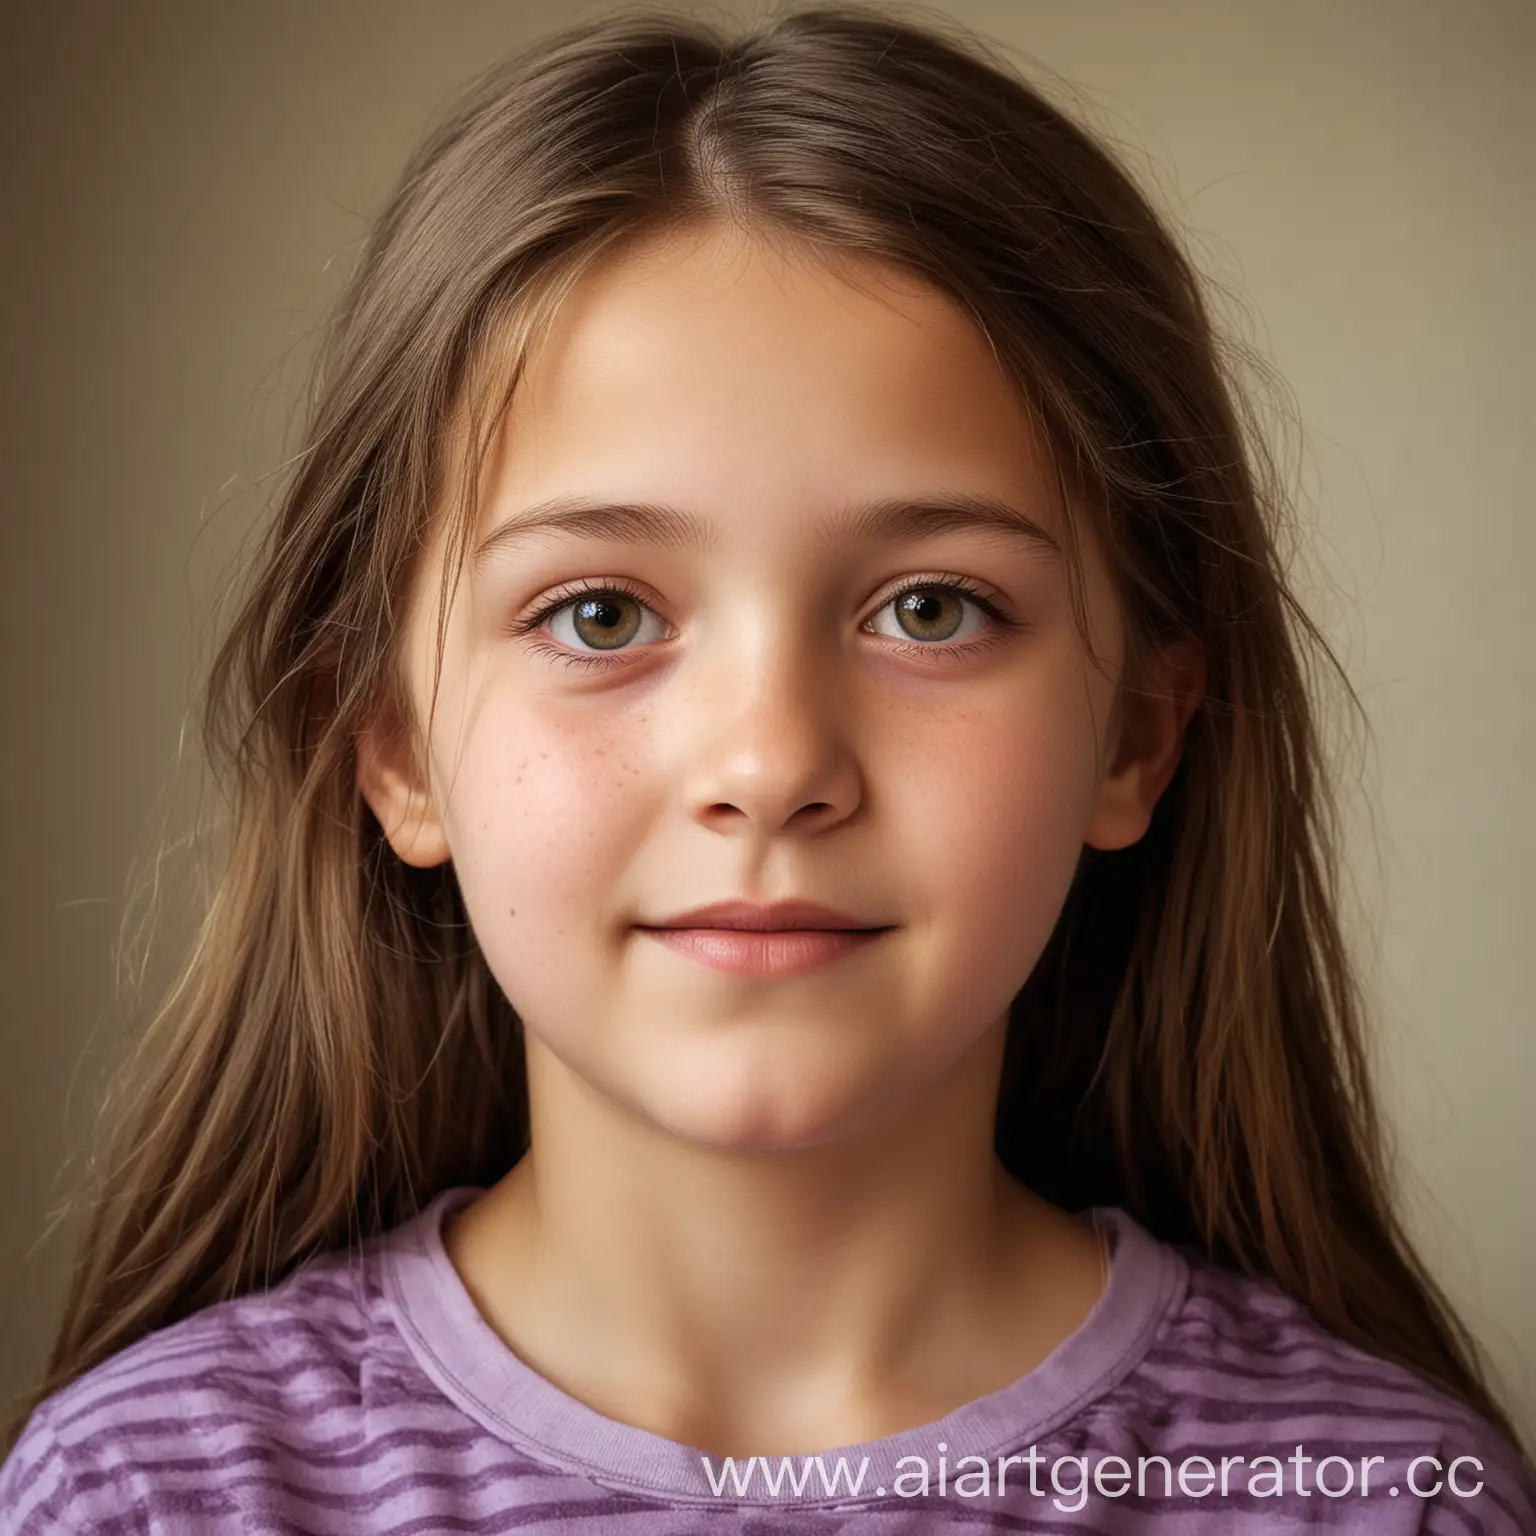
[3,1187,1532,1532]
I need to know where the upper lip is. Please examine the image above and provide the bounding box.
[637,899,891,932]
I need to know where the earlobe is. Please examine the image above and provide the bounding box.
[1083,637,1205,853]
[355,717,453,869]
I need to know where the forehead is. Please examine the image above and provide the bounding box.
[467,223,1064,539]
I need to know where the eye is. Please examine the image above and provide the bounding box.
[865,580,1002,646]
[512,573,1019,673]
[509,579,671,669]
[547,590,666,652]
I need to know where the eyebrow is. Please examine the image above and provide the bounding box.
[471,491,1063,573]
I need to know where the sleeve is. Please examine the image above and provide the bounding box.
[0,1406,79,1534]
[1414,1418,1536,1535]
[0,1404,143,1535]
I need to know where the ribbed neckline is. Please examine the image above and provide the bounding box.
[381,1185,1186,1507]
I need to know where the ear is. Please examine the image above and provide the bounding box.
[355,707,453,869]
[1083,636,1205,852]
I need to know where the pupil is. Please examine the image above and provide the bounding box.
[573,595,641,649]
[898,589,961,641]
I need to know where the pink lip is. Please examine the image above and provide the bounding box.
[637,926,891,978]
[640,898,885,932]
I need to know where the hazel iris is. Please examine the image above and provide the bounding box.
[572,596,642,649]
[894,588,964,642]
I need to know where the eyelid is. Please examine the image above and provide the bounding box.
[862,570,1010,617]
[508,575,666,638]
[514,572,1009,627]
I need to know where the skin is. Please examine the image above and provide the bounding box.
[357,220,1204,1459]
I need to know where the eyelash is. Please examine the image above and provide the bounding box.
[508,574,1023,672]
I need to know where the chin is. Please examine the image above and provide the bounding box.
[635,1052,894,1155]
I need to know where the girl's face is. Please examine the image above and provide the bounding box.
[362,222,1174,1154]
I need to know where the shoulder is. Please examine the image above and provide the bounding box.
[1098,1243,1536,1529]
[0,1242,430,1532]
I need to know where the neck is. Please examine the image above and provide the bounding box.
[446,1012,1103,1456]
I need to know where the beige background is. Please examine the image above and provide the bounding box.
[2,0,1531,1440]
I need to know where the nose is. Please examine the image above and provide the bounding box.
[677,624,862,839]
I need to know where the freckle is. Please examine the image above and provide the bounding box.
[509,906,516,917]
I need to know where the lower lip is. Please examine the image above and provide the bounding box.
[636,927,891,978]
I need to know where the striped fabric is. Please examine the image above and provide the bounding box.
[3,1187,1531,1532]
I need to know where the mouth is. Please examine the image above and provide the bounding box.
[638,897,890,932]
[633,924,896,979]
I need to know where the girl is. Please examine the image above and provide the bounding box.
[3,5,1531,1530]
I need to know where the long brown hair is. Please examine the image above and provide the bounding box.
[9,1,1521,1453]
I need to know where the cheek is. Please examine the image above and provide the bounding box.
[904,674,1102,959]
[437,700,650,945]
